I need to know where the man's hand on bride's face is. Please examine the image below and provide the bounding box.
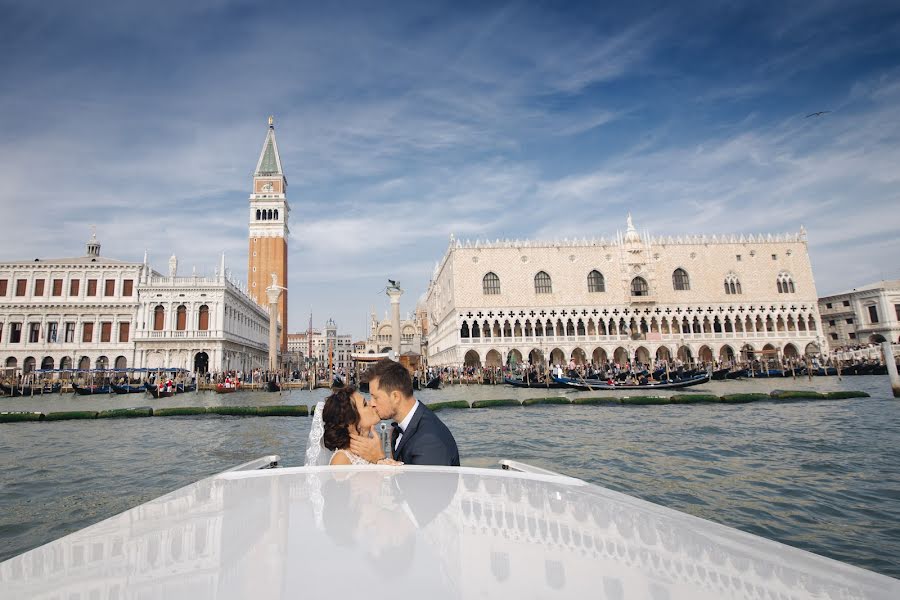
[349,428,385,463]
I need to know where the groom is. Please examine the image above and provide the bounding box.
[350,359,460,466]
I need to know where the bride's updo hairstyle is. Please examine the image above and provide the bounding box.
[322,385,360,451]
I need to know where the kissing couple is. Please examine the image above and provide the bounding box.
[305,359,460,467]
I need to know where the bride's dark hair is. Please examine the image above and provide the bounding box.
[322,386,360,451]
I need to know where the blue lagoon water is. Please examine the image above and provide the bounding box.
[1,376,899,578]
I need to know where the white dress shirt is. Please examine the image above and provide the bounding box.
[394,400,420,450]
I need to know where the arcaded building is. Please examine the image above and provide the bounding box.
[819,279,900,348]
[424,215,825,368]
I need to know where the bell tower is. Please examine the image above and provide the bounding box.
[248,116,289,353]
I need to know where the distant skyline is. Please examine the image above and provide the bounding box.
[2,1,900,339]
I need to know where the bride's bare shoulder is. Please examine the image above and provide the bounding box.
[330,450,352,465]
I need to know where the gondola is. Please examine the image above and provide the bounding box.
[503,377,569,389]
[0,382,62,396]
[72,383,111,395]
[177,383,196,393]
[111,383,147,394]
[215,384,238,394]
[553,373,710,391]
[725,368,749,379]
[425,376,442,390]
[711,367,731,381]
[146,386,175,398]
[266,380,281,393]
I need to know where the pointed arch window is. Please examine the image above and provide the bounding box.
[631,277,649,297]
[534,271,552,294]
[482,272,500,295]
[724,273,742,295]
[673,268,690,291]
[587,270,605,293]
[777,272,795,294]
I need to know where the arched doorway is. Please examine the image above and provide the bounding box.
[592,347,608,365]
[507,349,523,367]
[4,357,16,369]
[869,334,887,344]
[463,350,481,368]
[783,344,799,359]
[41,356,54,370]
[677,346,693,363]
[528,349,544,366]
[698,345,713,363]
[485,349,502,368]
[549,348,565,366]
[804,342,820,356]
[194,352,209,373]
[95,356,109,370]
[571,348,586,365]
[613,346,628,364]
[114,356,127,370]
[634,346,650,365]
[741,344,755,361]
[59,356,72,370]
[23,356,36,374]
[78,356,91,370]
[718,345,735,363]
[656,346,671,362]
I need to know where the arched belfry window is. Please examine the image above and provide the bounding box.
[534,271,552,294]
[267,209,273,220]
[587,270,605,293]
[482,272,500,295]
[631,277,649,297]
[673,268,690,291]
[724,273,742,295]
[256,209,261,220]
[777,272,795,294]
[274,209,278,220]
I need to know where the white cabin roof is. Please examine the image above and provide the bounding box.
[1,463,897,599]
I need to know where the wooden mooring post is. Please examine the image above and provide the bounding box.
[881,342,900,398]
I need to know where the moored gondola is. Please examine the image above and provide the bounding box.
[503,377,569,389]
[711,367,731,380]
[0,382,63,396]
[553,373,710,391]
[266,380,281,393]
[215,383,238,394]
[72,383,111,395]
[725,368,749,379]
[111,383,146,394]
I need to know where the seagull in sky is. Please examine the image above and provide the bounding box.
[805,111,831,118]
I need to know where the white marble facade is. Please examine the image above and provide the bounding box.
[819,279,900,348]
[424,216,825,368]
[0,237,272,374]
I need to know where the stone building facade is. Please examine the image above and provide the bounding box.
[0,236,272,375]
[424,215,824,368]
[361,309,425,356]
[286,319,353,372]
[818,279,900,348]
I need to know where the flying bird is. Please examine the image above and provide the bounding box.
[805,111,831,118]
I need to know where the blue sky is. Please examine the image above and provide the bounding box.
[2,1,900,339]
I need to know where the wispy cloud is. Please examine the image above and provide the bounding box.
[1,2,899,335]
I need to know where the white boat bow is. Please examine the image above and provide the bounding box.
[1,457,897,599]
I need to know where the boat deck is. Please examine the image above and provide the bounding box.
[0,459,896,598]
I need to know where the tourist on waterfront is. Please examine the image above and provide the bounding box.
[350,359,460,466]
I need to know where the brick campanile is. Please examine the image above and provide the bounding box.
[248,116,289,353]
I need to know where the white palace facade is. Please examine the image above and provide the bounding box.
[0,235,273,375]
[424,215,825,368]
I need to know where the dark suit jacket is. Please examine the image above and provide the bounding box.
[393,403,460,466]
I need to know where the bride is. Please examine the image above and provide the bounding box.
[306,386,403,466]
